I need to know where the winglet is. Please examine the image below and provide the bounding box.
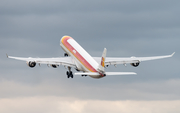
[171,52,175,57]
[6,54,9,58]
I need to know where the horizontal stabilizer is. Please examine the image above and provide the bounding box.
[75,72,136,76]
[105,72,136,75]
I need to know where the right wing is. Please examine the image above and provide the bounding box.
[93,52,175,66]
[7,55,76,68]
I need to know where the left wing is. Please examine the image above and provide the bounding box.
[7,55,76,68]
[93,52,175,66]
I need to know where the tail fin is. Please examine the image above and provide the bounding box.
[98,48,107,72]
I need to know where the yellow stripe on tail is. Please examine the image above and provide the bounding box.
[98,48,107,72]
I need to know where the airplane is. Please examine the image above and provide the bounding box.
[7,36,175,79]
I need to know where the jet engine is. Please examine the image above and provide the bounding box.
[130,62,140,67]
[27,61,36,68]
[51,64,59,68]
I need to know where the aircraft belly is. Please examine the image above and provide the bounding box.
[61,36,98,72]
[89,75,104,79]
[74,57,89,72]
[60,43,69,55]
[60,42,89,72]
[67,39,99,71]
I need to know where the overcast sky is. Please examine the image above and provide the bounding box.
[0,0,180,113]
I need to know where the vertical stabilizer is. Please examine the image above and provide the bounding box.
[98,48,107,72]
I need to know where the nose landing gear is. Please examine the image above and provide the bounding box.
[64,53,68,57]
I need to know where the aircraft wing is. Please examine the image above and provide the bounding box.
[7,55,76,68]
[93,52,175,66]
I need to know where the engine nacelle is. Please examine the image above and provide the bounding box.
[51,64,58,68]
[27,61,36,68]
[131,62,140,67]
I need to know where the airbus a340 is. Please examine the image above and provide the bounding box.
[7,36,175,79]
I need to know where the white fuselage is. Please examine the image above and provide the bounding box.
[60,36,104,78]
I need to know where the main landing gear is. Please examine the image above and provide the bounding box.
[67,71,73,78]
[66,67,73,78]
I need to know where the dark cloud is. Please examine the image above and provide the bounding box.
[1,0,180,39]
